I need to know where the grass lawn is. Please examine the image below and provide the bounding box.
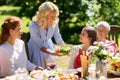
[56,56,70,69]
[0,5,30,32]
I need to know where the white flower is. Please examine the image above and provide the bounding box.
[98,41,104,47]
[102,50,108,55]
[86,46,98,56]
[93,41,98,45]
[87,41,112,63]
[98,76,107,80]
[103,44,109,49]
[86,46,94,56]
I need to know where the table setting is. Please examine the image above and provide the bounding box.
[0,69,79,80]
[1,42,120,80]
[1,64,120,80]
[2,59,120,80]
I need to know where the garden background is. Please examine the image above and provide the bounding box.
[0,0,120,69]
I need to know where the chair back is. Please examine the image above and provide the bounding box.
[21,32,29,60]
[108,25,120,46]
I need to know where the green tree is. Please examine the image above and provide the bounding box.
[19,0,120,44]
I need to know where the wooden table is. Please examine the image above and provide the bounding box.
[0,75,120,80]
[0,70,120,80]
[76,71,120,80]
[107,72,120,80]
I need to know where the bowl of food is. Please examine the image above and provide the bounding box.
[108,57,120,76]
[54,73,79,80]
[60,48,71,55]
[109,69,120,76]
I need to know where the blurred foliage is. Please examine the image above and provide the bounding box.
[1,0,120,44]
[18,0,87,44]
[0,6,30,33]
[0,0,21,6]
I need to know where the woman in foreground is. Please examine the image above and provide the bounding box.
[0,16,43,77]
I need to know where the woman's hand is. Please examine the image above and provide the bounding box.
[55,52,66,56]
[34,66,44,70]
[41,47,63,56]
[56,48,71,56]
[55,48,61,53]
[54,49,66,56]
[66,52,71,56]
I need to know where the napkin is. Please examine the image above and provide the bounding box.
[80,51,90,78]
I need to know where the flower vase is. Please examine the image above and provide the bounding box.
[96,60,107,79]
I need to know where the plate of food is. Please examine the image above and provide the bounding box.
[108,69,120,76]
[60,48,71,55]
[54,73,79,80]
[108,56,120,76]
[61,69,78,74]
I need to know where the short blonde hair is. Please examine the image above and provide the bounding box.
[32,1,59,29]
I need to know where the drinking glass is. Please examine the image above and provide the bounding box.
[87,64,96,80]
[15,67,28,80]
[47,62,57,70]
[45,57,57,70]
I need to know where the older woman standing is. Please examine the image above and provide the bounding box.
[96,21,118,54]
[0,16,43,77]
[28,1,65,68]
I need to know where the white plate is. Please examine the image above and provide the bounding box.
[61,69,78,74]
[109,69,120,76]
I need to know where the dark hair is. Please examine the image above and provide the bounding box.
[0,16,21,44]
[84,26,97,45]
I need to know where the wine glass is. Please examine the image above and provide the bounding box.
[47,62,57,70]
[15,67,28,80]
[87,64,96,80]
[45,57,57,70]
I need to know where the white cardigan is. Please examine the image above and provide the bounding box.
[0,39,36,77]
[68,45,81,69]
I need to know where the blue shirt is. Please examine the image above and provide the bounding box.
[28,22,64,68]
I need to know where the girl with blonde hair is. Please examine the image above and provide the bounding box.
[28,1,65,68]
[32,1,59,29]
